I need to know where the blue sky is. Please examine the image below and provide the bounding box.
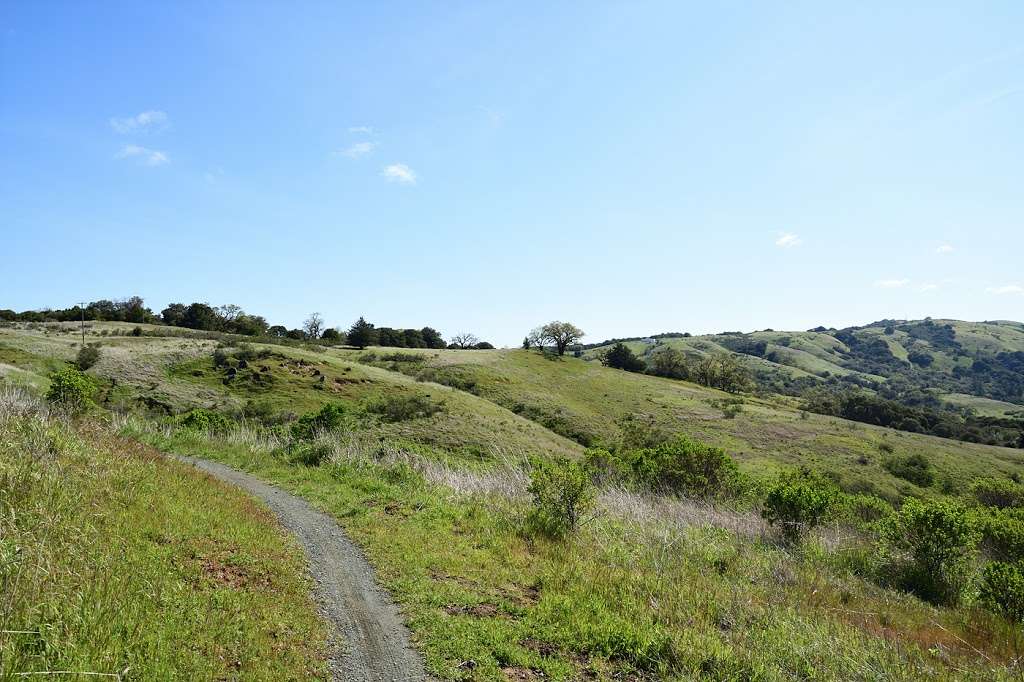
[2,1,1022,345]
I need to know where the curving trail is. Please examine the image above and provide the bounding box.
[176,455,430,682]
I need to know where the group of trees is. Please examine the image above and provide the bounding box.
[803,387,1024,449]
[0,298,493,351]
[338,316,489,351]
[1,297,156,324]
[599,342,752,393]
[161,302,270,336]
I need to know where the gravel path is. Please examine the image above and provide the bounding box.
[175,455,431,682]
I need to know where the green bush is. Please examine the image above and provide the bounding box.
[75,344,101,370]
[979,561,1024,623]
[45,367,95,410]
[526,458,595,538]
[761,468,840,542]
[288,442,334,467]
[178,408,232,432]
[627,435,741,498]
[365,394,443,423]
[838,493,893,527]
[978,507,1024,561]
[291,403,349,440]
[883,453,934,487]
[582,447,632,486]
[878,499,980,605]
[971,477,1024,509]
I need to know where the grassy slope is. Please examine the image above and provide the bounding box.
[0,396,328,679]
[0,324,581,460]
[584,320,1024,396]
[127,421,1020,681]
[6,323,1024,678]
[340,346,1024,502]
[4,324,1023,501]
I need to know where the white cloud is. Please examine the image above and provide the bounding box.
[382,163,416,184]
[339,141,376,159]
[116,144,169,166]
[348,126,374,134]
[775,233,802,248]
[936,244,955,254]
[986,284,1024,296]
[918,283,939,292]
[110,110,168,134]
[875,278,910,289]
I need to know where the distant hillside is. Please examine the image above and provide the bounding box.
[585,319,1024,414]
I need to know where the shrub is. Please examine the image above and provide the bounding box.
[839,493,893,526]
[978,508,1024,561]
[761,468,840,542]
[131,326,143,337]
[289,442,334,467]
[971,477,1024,509]
[212,348,230,368]
[878,499,980,605]
[291,403,348,440]
[601,343,645,372]
[178,408,232,432]
[45,367,95,409]
[883,453,934,487]
[582,447,631,486]
[631,435,741,498]
[75,345,101,370]
[526,458,595,538]
[979,561,1024,623]
[365,394,443,423]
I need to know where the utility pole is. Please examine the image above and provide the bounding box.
[79,302,86,346]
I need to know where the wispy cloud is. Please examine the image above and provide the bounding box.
[116,144,169,166]
[775,233,802,248]
[936,244,954,254]
[918,283,939,292]
[986,284,1024,296]
[875,278,910,289]
[382,163,416,184]
[339,141,376,159]
[204,167,224,184]
[110,110,168,134]
[348,126,374,134]
[478,106,505,128]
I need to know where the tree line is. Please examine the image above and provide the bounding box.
[0,298,494,350]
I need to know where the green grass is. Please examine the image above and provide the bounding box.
[942,392,1024,418]
[0,393,328,680]
[126,419,1023,681]
[342,346,1024,502]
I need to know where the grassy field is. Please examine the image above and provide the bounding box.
[121,416,1022,681]
[4,322,1022,502]
[342,345,1024,502]
[0,387,329,680]
[4,320,1024,679]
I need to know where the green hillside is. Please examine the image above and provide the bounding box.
[585,319,1024,409]
[345,345,1024,502]
[6,319,1024,679]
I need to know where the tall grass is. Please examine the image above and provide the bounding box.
[127,416,1024,680]
[0,388,328,680]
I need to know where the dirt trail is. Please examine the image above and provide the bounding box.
[176,455,430,682]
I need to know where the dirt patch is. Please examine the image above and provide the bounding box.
[201,557,252,589]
